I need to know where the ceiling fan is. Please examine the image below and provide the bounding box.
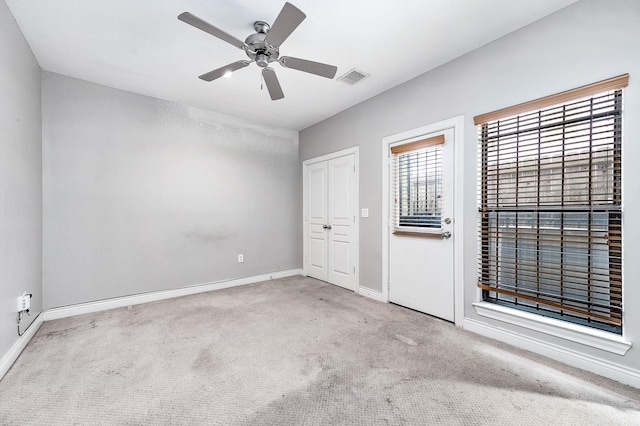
[178,2,338,101]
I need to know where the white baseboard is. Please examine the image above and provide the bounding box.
[0,314,43,381]
[43,269,302,321]
[464,317,640,389]
[358,287,386,303]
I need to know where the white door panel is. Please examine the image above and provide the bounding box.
[331,224,350,237]
[389,235,454,321]
[308,237,326,276]
[329,161,351,219]
[309,167,327,221]
[330,241,350,275]
[389,129,455,322]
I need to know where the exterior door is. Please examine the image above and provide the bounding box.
[306,153,356,291]
[388,128,454,321]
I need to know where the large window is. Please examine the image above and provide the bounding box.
[475,75,627,334]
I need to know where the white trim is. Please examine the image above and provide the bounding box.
[381,139,390,303]
[451,116,465,328]
[303,146,359,166]
[43,269,302,321]
[0,314,43,381]
[302,146,360,293]
[464,317,640,389]
[358,287,386,303]
[381,116,465,327]
[473,301,631,355]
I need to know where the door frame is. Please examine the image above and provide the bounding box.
[381,116,465,327]
[303,146,360,292]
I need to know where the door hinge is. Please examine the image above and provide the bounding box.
[353,165,355,172]
[353,266,356,273]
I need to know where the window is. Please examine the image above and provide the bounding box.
[475,75,627,334]
[391,135,444,235]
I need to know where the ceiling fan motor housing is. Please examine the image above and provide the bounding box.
[245,22,279,67]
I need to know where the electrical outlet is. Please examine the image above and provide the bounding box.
[17,295,30,312]
[238,254,244,263]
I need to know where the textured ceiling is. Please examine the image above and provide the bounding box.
[6,0,579,130]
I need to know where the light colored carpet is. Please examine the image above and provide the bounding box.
[0,276,638,425]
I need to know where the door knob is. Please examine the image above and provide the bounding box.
[323,224,332,230]
[441,231,451,239]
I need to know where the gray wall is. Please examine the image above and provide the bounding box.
[300,0,640,370]
[0,1,42,355]
[42,72,300,309]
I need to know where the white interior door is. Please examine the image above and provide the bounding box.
[327,155,355,289]
[388,129,455,321]
[307,161,328,281]
[305,153,356,291]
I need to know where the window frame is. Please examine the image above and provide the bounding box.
[474,74,628,339]
[390,134,445,237]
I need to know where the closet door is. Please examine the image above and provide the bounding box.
[306,154,356,290]
[307,161,328,281]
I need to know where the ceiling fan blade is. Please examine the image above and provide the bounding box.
[178,12,246,49]
[199,61,250,82]
[264,2,306,48]
[262,68,285,100]
[279,56,337,79]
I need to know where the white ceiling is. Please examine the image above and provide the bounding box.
[7,0,579,130]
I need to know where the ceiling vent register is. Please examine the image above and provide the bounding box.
[337,69,370,85]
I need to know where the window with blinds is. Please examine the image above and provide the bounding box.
[475,75,626,334]
[391,135,444,234]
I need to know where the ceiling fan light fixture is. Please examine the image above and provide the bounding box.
[255,53,269,68]
[223,71,233,78]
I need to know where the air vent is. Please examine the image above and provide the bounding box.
[337,68,370,85]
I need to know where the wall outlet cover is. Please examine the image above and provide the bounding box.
[17,295,30,311]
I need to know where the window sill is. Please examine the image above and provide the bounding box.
[472,301,632,355]
[392,230,441,238]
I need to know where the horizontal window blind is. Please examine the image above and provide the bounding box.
[392,136,444,232]
[474,74,628,125]
[477,85,623,332]
[390,134,444,154]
